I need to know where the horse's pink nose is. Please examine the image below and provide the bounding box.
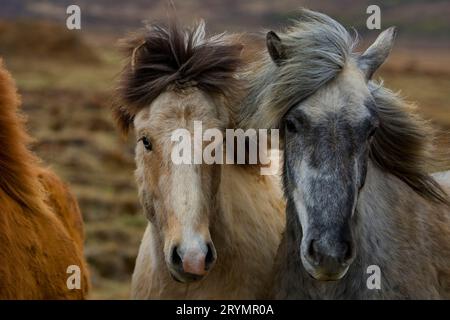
[182,250,207,276]
[170,243,216,277]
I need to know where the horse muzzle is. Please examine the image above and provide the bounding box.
[301,236,355,281]
[167,242,217,283]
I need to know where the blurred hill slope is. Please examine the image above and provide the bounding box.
[1,0,450,42]
[0,21,99,63]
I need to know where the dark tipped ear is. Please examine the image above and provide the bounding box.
[266,31,286,66]
[359,27,397,80]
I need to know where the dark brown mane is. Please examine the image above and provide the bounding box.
[369,82,449,205]
[114,19,243,134]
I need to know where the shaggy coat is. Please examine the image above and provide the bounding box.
[0,60,89,299]
[115,20,285,299]
[240,9,450,299]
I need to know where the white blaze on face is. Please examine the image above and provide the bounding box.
[170,163,207,253]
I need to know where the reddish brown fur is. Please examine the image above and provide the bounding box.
[0,59,89,299]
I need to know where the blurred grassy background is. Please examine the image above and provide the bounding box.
[0,0,449,299]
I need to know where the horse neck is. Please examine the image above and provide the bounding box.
[355,162,427,256]
[212,164,282,266]
[0,64,46,215]
[209,165,253,256]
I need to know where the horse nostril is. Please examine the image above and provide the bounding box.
[307,239,321,265]
[171,246,182,269]
[205,243,216,270]
[342,241,354,263]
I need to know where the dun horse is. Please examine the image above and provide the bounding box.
[0,60,89,299]
[114,20,285,299]
[240,9,450,299]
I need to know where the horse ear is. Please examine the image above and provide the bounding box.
[266,31,286,66]
[359,27,397,80]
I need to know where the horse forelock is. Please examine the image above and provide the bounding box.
[114,19,243,135]
[240,9,357,130]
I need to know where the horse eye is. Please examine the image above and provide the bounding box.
[140,137,152,151]
[285,119,298,133]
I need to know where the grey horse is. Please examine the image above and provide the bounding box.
[240,9,450,299]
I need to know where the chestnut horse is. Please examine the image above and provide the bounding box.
[0,59,89,299]
[114,20,285,299]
